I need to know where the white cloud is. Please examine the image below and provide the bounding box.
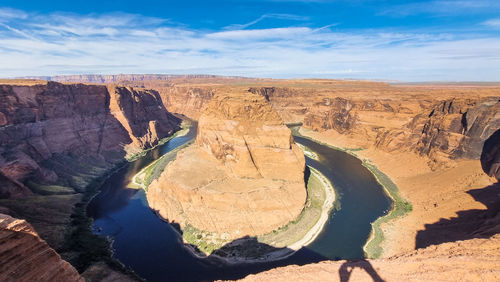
[0,10,498,81]
[0,7,27,21]
[483,18,500,27]
[207,27,311,40]
[225,13,309,30]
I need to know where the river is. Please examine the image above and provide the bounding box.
[87,125,391,281]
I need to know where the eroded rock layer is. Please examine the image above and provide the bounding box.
[0,81,180,199]
[147,91,306,239]
[0,213,83,282]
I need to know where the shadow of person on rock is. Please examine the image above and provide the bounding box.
[339,260,385,282]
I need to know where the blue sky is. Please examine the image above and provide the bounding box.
[0,0,499,81]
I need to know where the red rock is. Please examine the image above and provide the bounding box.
[0,213,83,282]
[147,91,306,239]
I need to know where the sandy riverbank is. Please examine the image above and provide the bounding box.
[287,167,335,250]
[299,127,495,257]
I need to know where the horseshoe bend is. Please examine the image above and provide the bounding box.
[147,91,308,240]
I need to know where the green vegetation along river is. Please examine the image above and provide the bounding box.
[87,125,392,281]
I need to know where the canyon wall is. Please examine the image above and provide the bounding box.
[105,79,498,169]
[158,85,215,119]
[0,80,180,276]
[0,213,83,282]
[248,86,500,167]
[147,91,306,239]
[0,81,180,199]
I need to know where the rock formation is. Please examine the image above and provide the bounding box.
[147,91,306,239]
[159,86,215,119]
[248,85,500,167]
[481,129,500,180]
[0,213,83,282]
[303,97,357,133]
[411,98,500,161]
[0,80,181,273]
[0,81,180,198]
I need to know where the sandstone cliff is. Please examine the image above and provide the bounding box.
[0,213,83,282]
[0,81,180,199]
[159,85,215,119]
[147,91,306,239]
[0,80,180,271]
[247,85,500,167]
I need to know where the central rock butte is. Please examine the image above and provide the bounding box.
[147,91,307,239]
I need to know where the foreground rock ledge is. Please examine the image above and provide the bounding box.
[0,213,83,282]
[147,91,307,239]
[238,234,500,281]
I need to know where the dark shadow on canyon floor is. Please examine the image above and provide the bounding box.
[415,182,500,249]
[416,129,500,249]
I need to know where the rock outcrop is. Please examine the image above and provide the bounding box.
[0,213,83,282]
[0,81,180,198]
[147,91,306,239]
[246,84,499,167]
[481,129,500,180]
[411,98,500,161]
[159,86,215,119]
[303,97,357,133]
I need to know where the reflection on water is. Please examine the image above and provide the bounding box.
[87,126,391,281]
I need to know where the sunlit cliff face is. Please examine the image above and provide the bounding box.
[147,91,307,239]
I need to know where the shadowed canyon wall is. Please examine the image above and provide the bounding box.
[0,80,180,280]
[481,129,500,180]
[0,81,180,199]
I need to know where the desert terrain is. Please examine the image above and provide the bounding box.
[0,75,499,281]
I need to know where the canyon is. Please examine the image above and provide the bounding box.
[0,75,499,281]
[0,79,180,280]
